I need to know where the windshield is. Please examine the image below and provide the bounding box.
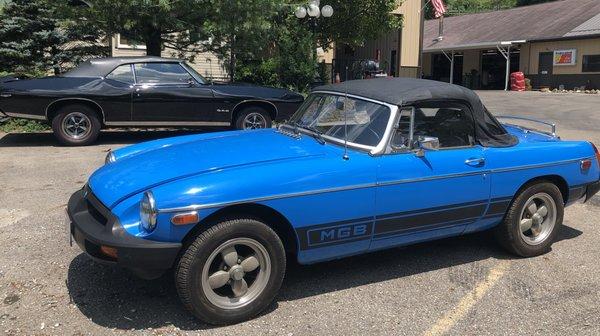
[289,93,391,149]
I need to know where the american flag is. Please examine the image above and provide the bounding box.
[431,0,447,18]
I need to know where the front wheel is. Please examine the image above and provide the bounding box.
[175,219,286,325]
[495,182,564,257]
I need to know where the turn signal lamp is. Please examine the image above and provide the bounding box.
[100,245,118,259]
[171,211,199,225]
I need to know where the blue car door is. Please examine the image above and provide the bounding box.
[370,102,491,251]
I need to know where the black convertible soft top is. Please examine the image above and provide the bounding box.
[315,78,517,147]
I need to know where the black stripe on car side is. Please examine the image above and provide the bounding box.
[296,200,490,250]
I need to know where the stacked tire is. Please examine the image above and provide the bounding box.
[510,72,526,92]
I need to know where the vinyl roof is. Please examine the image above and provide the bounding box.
[423,0,600,52]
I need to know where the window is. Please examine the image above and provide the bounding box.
[290,93,391,148]
[582,55,600,73]
[116,33,146,49]
[392,103,476,149]
[134,63,192,85]
[106,64,135,84]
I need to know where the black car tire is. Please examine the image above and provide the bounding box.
[51,104,101,146]
[175,218,286,325]
[234,106,273,130]
[495,181,564,257]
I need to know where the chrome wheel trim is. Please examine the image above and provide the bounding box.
[62,112,92,139]
[201,238,271,310]
[242,112,267,129]
[518,192,557,246]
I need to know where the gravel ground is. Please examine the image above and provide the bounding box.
[0,91,599,335]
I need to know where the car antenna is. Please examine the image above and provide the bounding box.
[342,88,349,161]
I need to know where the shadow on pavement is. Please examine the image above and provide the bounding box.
[0,129,223,147]
[66,226,582,331]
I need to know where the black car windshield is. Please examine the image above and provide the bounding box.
[289,93,391,149]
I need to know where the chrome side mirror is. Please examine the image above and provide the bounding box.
[414,136,440,157]
[187,77,195,87]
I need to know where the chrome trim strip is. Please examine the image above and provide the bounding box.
[158,182,377,213]
[158,156,591,213]
[104,121,230,126]
[231,99,279,120]
[5,112,47,120]
[489,157,591,173]
[44,98,106,122]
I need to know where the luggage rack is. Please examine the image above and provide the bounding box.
[496,115,557,138]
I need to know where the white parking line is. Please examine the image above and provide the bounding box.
[423,260,511,336]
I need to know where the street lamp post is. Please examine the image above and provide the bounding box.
[294,1,333,83]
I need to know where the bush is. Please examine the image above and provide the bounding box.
[0,118,49,133]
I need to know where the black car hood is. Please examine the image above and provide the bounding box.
[211,83,304,102]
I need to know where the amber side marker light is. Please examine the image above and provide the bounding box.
[171,211,199,225]
[100,245,118,259]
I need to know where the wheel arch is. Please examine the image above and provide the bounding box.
[514,174,569,205]
[182,203,298,255]
[45,98,105,124]
[231,100,278,123]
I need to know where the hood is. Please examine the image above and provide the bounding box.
[212,84,304,102]
[88,129,326,208]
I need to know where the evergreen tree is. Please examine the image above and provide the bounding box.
[0,0,107,75]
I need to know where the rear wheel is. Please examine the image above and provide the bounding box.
[495,182,564,257]
[175,218,285,325]
[234,106,272,130]
[51,104,101,146]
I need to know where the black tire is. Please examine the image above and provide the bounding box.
[175,218,286,325]
[51,104,101,146]
[494,181,564,257]
[234,106,272,130]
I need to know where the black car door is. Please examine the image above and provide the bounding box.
[131,62,216,123]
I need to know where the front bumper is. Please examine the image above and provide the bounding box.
[67,188,181,279]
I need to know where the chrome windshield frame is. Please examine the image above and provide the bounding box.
[305,90,399,156]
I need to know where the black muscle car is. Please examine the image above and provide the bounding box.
[0,57,304,145]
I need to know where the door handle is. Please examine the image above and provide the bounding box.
[465,157,485,167]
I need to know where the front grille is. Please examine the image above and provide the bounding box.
[84,185,109,226]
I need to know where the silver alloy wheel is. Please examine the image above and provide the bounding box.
[201,238,271,310]
[519,192,557,245]
[242,112,267,129]
[62,112,92,139]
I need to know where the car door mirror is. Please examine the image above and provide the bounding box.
[187,77,196,87]
[414,136,440,157]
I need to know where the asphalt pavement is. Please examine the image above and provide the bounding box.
[0,91,599,335]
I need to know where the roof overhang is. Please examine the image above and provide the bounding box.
[423,40,527,53]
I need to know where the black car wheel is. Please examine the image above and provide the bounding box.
[51,104,101,146]
[175,218,286,325]
[495,181,564,257]
[234,106,272,130]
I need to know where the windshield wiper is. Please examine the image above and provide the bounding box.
[296,123,325,145]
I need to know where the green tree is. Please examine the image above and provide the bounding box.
[81,0,212,57]
[203,0,279,82]
[0,0,107,75]
[315,0,403,49]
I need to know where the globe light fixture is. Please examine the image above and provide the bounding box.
[321,5,333,18]
[295,6,307,19]
[307,3,320,17]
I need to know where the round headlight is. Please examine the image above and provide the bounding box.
[105,151,116,164]
[140,190,158,232]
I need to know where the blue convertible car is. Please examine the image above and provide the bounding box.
[67,78,600,324]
